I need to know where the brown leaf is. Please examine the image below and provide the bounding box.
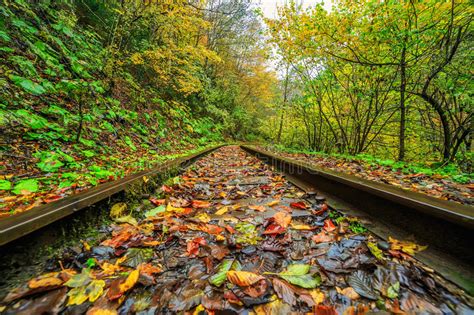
[272,278,297,306]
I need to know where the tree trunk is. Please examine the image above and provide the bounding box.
[398,44,407,161]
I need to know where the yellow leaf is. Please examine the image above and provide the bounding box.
[290,222,314,230]
[119,269,139,293]
[267,200,280,207]
[216,234,225,241]
[110,203,127,218]
[309,289,325,304]
[226,271,264,287]
[215,206,229,215]
[28,276,63,289]
[142,176,149,183]
[389,237,427,255]
[87,309,118,315]
[195,212,211,223]
[193,304,205,314]
[67,286,88,306]
[86,280,105,302]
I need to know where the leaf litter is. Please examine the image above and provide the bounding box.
[0,146,472,314]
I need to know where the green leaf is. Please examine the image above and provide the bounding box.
[65,269,91,288]
[37,156,64,172]
[387,282,400,299]
[0,180,11,190]
[144,205,166,218]
[209,259,234,287]
[123,248,153,268]
[277,264,321,289]
[12,179,39,195]
[10,75,46,95]
[367,242,384,260]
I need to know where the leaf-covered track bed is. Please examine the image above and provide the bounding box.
[258,146,474,205]
[1,146,471,314]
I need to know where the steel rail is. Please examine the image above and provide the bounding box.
[0,145,222,246]
[242,145,474,295]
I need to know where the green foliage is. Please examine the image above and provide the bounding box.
[12,179,39,195]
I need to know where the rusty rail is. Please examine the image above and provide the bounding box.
[0,145,222,246]
[242,145,474,295]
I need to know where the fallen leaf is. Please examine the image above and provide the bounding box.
[276,264,321,289]
[312,231,334,243]
[249,205,266,212]
[290,202,307,210]
[28,276,63,289]
[323,219,336,232]
[192,200,211,208]
[389,237,427,255]
[226,270,264,287]
[215,206,229,215]
[187,237,207,256]
[110,203,127,218]
[347,270,378,300]
[336,286,360,300]
[273,211,292,228]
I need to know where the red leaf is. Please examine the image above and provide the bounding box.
[313,203,328,216]
[161,185,173,193]
[192,200,211,208]
[150,198,165,206]
[225,225,235,234]
[290,202,307,210]
[263,223,286,235]
[186,237,207,257]
[323,219,336,232]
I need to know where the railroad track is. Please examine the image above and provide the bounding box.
[0,145,222,246]
[242,145,474,295]
[0,145,472,313]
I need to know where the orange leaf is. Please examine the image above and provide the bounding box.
[273,211,292,228]
[323,219,336,232]
[28,276,63,289]
[226,271,265,287]
[192,200,211,208]
[249,205,265,212]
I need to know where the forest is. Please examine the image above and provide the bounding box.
[0,0,472,210]
[0,1,473,314]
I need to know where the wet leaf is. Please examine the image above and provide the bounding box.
[192,200,211,208]
[215,206,229,215]
[277,264,321,289]
[123,248,153,268]
[209,259,234,287]
[253,296,291,314]
[249,205,266,212]
[323,219,336,232]
[195,212,211,223]
[347,270,378,300]
[389,237,427,255]
[28,276,63,289]
[386,281,400,299]
[273,211,292,228]
[64,269,91,288]
[262,223,286,235]
[336,286,360,299]
[110,203,127,218]
[290,201,307,210]
[226,270,264,287]
[367,241,384,260]
[144,205,165,218]
[272,278,296,305]
[312,231,334,243]
[186,237,207,256]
